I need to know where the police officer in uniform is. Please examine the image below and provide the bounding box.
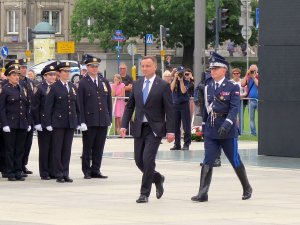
[45,62,80,183]
[32,64,57,180]
[78,56,112,179]
[0,74,8,177]
[18,59,34,175]
[0,65,31,181]
[191,53,252,202]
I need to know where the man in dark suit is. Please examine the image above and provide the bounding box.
[32,63,57,180]
[44,62,80,183]
[120,56,175,203]
[191,52,252,202]
[78,56,112,179]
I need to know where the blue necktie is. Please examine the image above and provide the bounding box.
[143,79,150,104]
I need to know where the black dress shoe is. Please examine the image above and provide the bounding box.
[191,194,208,202]
[49,175,57,179]
[242,186,253,200]
[21,172,28,177]
[41,176,51,180]
[155,176,165,199]
[56,177,65,183]
[23,167,33,174]
[136,195,149,203]
[16,176,25,181]
[2,173,8,178]
[91,173,108,179]
[8,177,16,181]
[84,174,92,179]
[181,145,189,150]
[170,146,181,150]
[64,177,73,182]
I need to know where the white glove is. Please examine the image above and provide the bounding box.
[76,125,81,130]
[34,124,43,132]
[3,126,10,133]
[80,123,88,131]
[46,126,53,131]
[27,126,32,132]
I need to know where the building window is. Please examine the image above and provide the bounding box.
[7,10,19,34]
[42,10,61,34]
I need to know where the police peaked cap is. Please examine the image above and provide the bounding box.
[55,61,71,71]
[209,52,229,69]
[5,59,19,70]
[18,58,28,67]
[41,64,57,76]
[4,65,20,76]
[83,54,101,65]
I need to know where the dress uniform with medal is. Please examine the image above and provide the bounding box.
[78,56,112,179]
[0,65,31,181]
[18,58,35,175]
[191,52,253,202]
[44,62,80,183]
[32,63,57,180]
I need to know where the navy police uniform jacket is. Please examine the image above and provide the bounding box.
[32,81,50,128]
[19,77,34,125]
[203,78,240,139]
[44,81,80,129]
[0,83,30,129]
[78,74,112,127]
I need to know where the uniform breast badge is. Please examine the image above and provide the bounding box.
[23,88,27,97]
[72,87,76,95]
[102,82,108,92]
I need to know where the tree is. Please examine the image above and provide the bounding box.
[71,0,258,70]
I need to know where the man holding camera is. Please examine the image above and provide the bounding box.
[241,64,259,136]
[170,66,191,150]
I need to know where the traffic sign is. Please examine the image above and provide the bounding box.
[112,35,126,42]
[160,50,166,56]
[115,30,123,36]
[127,43,137,56]
[57,41,75,54]
[25,50,31,58]
[1,46,8,58]
[241,26,252,40]
[145,34,153,46]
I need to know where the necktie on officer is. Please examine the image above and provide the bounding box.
[143,79,150,104]
[64,83,69,93]
[215,82,219,90]
[94,79,98,87]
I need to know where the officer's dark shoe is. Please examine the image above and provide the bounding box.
[16,176,25,181]
[8,177,16,181]
[21,172,28,177]
[213,158,221,167]
[2,173,8,178]
[234,163,253,200]
[56,177,65,183]
[155,176,165,199]
[41,176,51,180]
[181,145,189,150]
[49,175,57,179]
[84,174,92,179]
[191,165,213,203]
[64,177,73,183]
[170,145,181,151]
[91,173,108,179]
[136,195,149,203]
[200,162,203,166]
[23,167,33,174]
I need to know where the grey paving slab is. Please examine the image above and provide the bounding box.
[0,137,299,225]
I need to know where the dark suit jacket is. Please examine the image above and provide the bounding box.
[121,76,174,138]
[19,77,34,125]
[44,80,80,129]
[78,74,112,127]
[32,81,49,128]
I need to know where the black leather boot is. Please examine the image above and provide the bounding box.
[234,163,253,200]
[191,165,213,202]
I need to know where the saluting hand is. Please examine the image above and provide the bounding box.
[120,128,127,138]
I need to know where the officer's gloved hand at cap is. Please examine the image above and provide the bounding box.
[80,123,88,132]
[34,124,43,132]
[27,126,31,132]
[46,126,53,132]
[3,126,10,133]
